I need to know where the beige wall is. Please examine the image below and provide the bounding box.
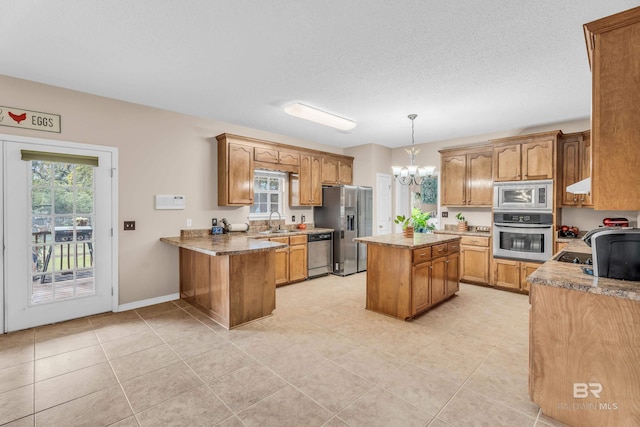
[0,75,346,305]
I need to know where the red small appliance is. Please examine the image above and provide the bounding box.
[602,218,630,227]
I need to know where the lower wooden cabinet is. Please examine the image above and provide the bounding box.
[460,236,491,285]
[555,241,569,254]
[493,258,542,292]
[269,235,307,286]
[411,243,460,314]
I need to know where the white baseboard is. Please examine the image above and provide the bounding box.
[117,293,180,312]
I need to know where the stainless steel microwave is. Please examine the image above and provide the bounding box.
[493,180,553,211]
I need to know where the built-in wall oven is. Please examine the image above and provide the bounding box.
[493,212,554,262]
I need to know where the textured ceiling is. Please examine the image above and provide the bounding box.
[1,1,638,148]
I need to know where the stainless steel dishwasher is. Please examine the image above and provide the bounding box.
[307,232,332,278]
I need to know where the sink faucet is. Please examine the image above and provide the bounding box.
[268,211,281,231]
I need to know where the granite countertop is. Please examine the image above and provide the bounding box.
[435,229,492,238]
[354,233,460,249]
[160,227,334,256]
[527,239,640,301]
[160,235,286,256]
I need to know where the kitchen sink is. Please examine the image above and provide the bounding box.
[274,229,290,233]
[257,231,272,235]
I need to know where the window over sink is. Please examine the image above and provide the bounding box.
[249,170,285,218]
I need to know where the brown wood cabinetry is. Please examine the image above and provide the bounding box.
[178,247,275,329]
[298,154,323,206]
[365,238,460,320]
[268,234,307,286]
[559,131,592,207]
[440,145,493,206]
[460,236,491,285]
[530,283,640,427]
[217,133,354,207]
[218,136,254,206]
[491,131,559,182]
[322,156,353,185]
[584,7,640,210]
[493,258,541,293]
[288,235,308,283]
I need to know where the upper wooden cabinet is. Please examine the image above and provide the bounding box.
[218,135,254,206]
[440,145,493,206]
[217,133,354,207]
[298,154,323,206]
[322,156,353,185]
[584,7,640,210]
[559,130,592,207]
[491,131,559,182]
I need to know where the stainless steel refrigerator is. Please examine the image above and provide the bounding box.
[314,185,373,276]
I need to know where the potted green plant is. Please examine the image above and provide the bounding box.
[456,212,468,231]
[411,208,435,233]
[394,214,414,238]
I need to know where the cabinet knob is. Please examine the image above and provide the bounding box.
[573,196,577,202]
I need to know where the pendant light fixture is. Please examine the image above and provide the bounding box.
[392,114,436,185]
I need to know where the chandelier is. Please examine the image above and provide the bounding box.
[392,114,436,185]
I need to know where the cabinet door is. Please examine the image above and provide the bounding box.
[521,262,541,292]
[493,145,521,181]
[579,137,593,207]
[322,157,339,184]
[299,154,322,206]
[446,252,460,296]
[431,257,447,305]
[522,140,553,180]
[562,140,580,206]
[227,143,254,205]
[411,262,431,315]
[254,147,278,164]
[273,247,289,286]
[460,245,489,284]
[493,258,520,289]
[279,151,300,166]
[467,151,493,206]
[441,154,466,206]
[288,243,307,283]
[311,156,322,205]
[339,160,353,185]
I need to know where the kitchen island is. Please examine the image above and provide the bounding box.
[161,233,285,329]
[355,233,461,320]
[527,240,640,427]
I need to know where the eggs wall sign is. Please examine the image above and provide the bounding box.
[0,106,61,133]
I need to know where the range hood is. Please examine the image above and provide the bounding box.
[566,177,591,194]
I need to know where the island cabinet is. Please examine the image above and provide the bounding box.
[559,130,592,207]
[460,236,491,285]
[439,145,493,206]
[584,7,640,210]
[529,284,640,427]
[217,136,254,206]
[491,131,560,182]
[178,247,275,329]
[322,156,354,185]
[356,234,461,320]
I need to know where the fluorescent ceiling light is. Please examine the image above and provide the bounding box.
[284,103,356,131]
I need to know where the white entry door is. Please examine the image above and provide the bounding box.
[376,173,392,235]
[3,138,117,332]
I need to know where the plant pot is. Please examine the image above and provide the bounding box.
[403,226,414,238]
[457,221,468,232]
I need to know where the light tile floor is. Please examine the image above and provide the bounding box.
[0,274,568,427]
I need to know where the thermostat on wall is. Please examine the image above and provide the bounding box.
[155,195,185,210]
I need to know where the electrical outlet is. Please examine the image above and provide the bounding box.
[187,218,192,227]
[212,218,217,226]
[124,221,135,231]
[292,215,296,222]
[442,211,448,218]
